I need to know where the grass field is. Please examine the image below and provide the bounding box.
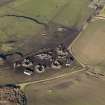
[53,0,92,28]
[71,20,105,66]
[0,0,92,26]
[0,0,92,53]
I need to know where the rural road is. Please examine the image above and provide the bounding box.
[19,67,88,90]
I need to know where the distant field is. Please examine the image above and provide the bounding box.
[71,20,105,66]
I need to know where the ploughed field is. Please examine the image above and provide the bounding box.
[71,19,105,66]
[25,69,105,105]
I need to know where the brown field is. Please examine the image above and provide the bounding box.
[70,20,105,66]
[0,0,92,84]
[25,70,105,105]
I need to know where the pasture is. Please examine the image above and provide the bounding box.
[71,20,105,66]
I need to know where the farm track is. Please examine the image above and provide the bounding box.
[19,67,87,90]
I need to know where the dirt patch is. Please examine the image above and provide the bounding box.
[71,20,105,66]
[0,0,14,6]
[53,80,73,89]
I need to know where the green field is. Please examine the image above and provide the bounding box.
[71,19,105,66]
[53,0,92,27]
[0,0,92,53]
[0,0,92,26]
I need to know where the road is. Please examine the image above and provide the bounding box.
[24,65,105,105]
[19,67,87,90]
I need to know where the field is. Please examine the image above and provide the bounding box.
[0,0,92,53]
[25,70,105,105]
[71,19,105,66]
[0,0,92,84]
[0,0,92,26]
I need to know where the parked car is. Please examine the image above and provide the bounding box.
[24,68,33,76]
